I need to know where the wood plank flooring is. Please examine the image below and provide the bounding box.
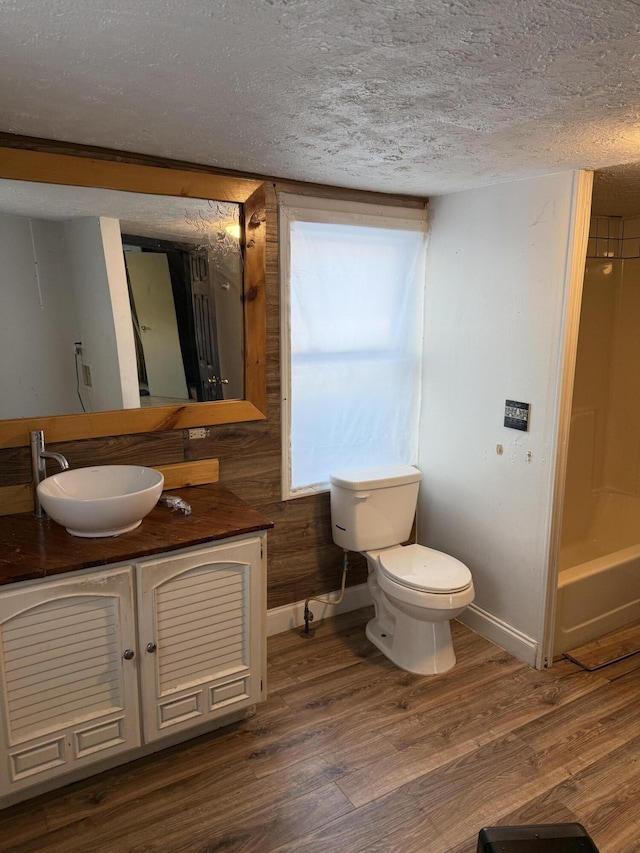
[2,607,640,853]
[564,619,640,670]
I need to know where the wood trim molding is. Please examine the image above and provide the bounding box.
[0,484,33,516]
[0,402,264,450]
[0,148,268,449]
[158,459,219,490]
[243,184,268,416]
[0,459,220,517]
[541,169,594,667]
[0,148,261,202]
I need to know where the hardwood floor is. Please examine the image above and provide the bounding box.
[2,607,640,853]
[564,619,640,671]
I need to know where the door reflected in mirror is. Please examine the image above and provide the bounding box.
[0,180,244,420]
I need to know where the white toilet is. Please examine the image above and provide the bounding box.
[330,463,474,675]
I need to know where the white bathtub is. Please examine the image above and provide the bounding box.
[555,491,640,655]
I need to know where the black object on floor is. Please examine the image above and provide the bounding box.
[477,823,600,852]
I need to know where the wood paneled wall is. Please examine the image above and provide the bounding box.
[0,135,426,608]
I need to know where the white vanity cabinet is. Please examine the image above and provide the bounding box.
[0,567,141,797]
[0,533,266,801]
[136,536,264,743]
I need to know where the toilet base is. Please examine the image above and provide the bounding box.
[363,550,472,676]
[365,612,456,676]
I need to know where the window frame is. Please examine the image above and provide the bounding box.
[279,193,427,500]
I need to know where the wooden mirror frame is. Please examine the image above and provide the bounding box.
[0,148,267,449]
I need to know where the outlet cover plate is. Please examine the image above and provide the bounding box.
[185,427,210,440]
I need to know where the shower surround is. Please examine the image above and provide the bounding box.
[557,215,640,654]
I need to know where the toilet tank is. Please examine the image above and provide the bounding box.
[329,464,422,552]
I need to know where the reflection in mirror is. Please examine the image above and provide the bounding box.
[0,181,244,420]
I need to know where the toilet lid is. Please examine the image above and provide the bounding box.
[378,544,472,593]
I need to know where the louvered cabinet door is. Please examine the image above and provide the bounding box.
[0,567,141,796]
[137,537,263,743]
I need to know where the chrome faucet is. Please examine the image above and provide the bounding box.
[30,429,69,518]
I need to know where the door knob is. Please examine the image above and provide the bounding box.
[123,649,135,660]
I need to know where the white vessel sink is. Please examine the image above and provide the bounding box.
[37,465,164,538]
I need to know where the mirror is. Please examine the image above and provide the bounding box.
[0,148,267,449]
[1,180,245,418]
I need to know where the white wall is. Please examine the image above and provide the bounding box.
[417,172,584,666]
[0,214,81,418]
[64,217,139,412]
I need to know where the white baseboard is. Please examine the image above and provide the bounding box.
[267,583,373,637]
[267,588,539,669]
[458,602,538,668]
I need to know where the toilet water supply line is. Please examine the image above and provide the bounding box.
[300,550,349,638]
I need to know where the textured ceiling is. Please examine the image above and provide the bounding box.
[592,162,640,217]
[1,0,640,196]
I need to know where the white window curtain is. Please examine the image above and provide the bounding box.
[280,194,427,498]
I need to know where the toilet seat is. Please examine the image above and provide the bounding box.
[378,544,472,594]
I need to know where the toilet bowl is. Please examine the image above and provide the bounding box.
[364,544,474,675]
[329,464,475,675]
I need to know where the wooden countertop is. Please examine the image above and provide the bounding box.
[0,483,273,586]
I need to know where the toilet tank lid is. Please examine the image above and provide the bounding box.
[330,464,421,490]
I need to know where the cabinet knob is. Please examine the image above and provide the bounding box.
[146,642,157,653]
[123,649,135,660]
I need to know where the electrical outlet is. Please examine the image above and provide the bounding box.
[74,342,83,357]
[186,427,209,440]
[82,364,92,387]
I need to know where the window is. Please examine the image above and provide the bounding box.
[280,194,427,498]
